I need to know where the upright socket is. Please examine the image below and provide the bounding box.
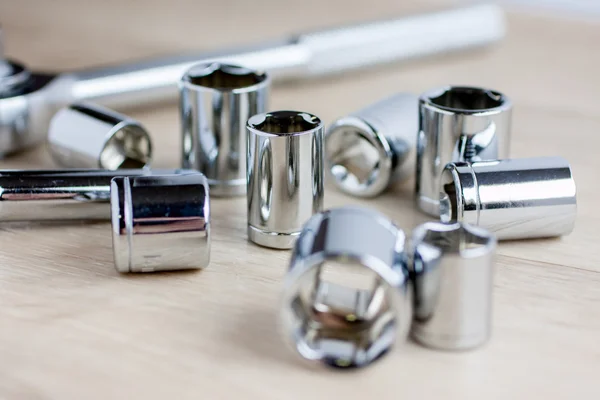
[180,62,270,196]
[326,93,418,197]
[281,207,412,368]
[48,103,152,169]
[441,157,577,240]
[411,222,496,350]
[416,86,512,216]
[111,173,210,273]
[247,111,324,249]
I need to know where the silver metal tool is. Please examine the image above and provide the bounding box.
[111,173,210,273]
[411,221,496,350]
[440,157,577,240]
[0,4,505,156]
[48,103,152,169]
[416,85,512,216]
[281,207,411,368]
[180,62,269,196]
[0,169,196,221]
[326,93,418,197]
[247,111,324,249]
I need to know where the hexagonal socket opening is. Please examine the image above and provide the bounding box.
[287,258,398,368]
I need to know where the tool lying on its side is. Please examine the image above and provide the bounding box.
[0,4,505,156]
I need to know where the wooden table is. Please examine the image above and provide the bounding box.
[1,1,599,398]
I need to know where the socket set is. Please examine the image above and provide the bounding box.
[0,4,578,369]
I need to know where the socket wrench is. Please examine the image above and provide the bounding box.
[0,4,505,156]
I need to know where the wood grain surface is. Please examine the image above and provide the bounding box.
[0,1,599,398]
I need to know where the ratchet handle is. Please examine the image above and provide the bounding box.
[69,4,505,107]
[298,3,506,76]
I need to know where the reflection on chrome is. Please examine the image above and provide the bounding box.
[247,111,324,250]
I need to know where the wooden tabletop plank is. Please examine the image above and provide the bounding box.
[0,1,598,398]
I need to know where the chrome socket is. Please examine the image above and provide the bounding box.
[411,221,496,350]
[246,111,324,249]
[325,93,418,197]
[111,173,210,273]
[180,62,270,196]
[48,103,152,169]
[281,207,411,368]
[441,157,577,240]
[416,86,512,216]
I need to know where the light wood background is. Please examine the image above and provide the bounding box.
[1,1,599,398]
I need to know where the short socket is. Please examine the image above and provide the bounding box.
[281,207,412,368]
[441,157,577,240]
[325,93,418,197]
[246,111,324,249]
[48,103,152,169]
[410,222,496,350]
[111,173,210,273]
[180,62,270,196]
[416,86,512,216]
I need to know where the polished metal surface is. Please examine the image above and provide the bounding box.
[281,207,411,368]
[111,173,210,273]
[48,103,152,169]
[0,169,196,221]
[247,111,324,249]
[180,63,269,196]
[0,4,506,156]
[326,93,418,197]
[416,85,512,216]
[440,157,577,240]
[411,221,496,350]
